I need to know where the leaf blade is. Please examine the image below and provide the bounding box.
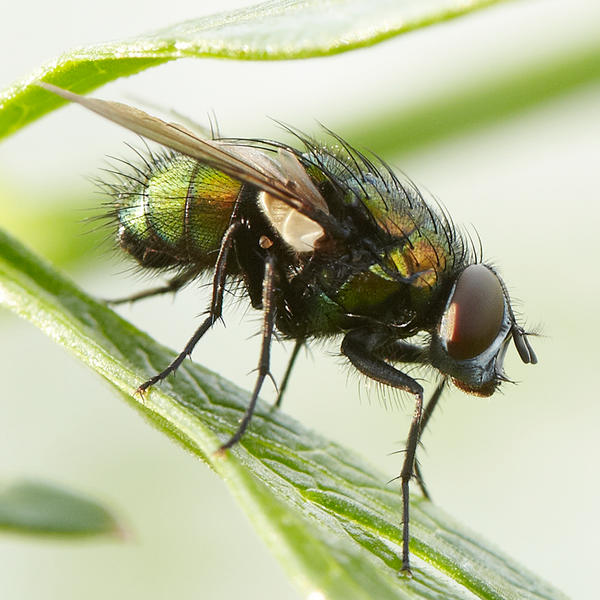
[0,0,508,139]
[0,481,121,538]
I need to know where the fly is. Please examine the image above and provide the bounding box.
[38,82,537,575]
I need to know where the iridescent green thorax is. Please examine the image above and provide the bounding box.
[114,153,241,270]
[276,145,468,338]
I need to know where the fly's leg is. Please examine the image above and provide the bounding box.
[274,338,303,409]
[413,464,429,502]
[414,378,446,500]
[399,393,423,577]
[107,268,201,306]
[219,254,277,451]
[341,328,424,575]
[137,221,241,393]
[375,340,442,499]
[375,340,425,364]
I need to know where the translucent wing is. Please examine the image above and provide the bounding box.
[37,82,333,234]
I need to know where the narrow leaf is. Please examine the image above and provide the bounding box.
[0,481,121,537]
[0,0,507,139]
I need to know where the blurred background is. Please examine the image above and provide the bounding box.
[1,0,599,598]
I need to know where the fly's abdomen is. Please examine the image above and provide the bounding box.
[114,153,242,270]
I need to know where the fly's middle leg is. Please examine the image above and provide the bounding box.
[219,253,277,451]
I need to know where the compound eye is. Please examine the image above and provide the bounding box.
[439,264,505,360]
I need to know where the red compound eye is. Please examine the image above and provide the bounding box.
[440,264,505,360]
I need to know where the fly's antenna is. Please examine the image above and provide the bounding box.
[473,226,483,263]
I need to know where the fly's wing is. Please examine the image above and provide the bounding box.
[37,82,334,239]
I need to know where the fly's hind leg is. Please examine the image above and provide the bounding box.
[107,268,201,306]
[137,221,241,394]
[342,329,425,576]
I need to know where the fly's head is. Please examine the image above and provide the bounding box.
[430,264,537,397]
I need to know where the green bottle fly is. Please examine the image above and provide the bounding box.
[39,82,537,574]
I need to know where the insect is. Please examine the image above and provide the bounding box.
[39,82,537,575]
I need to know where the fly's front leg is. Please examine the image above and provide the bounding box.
[413,378,446,500]
[341,328,423,575]
[375,340,444,499]
[138,221,241,393]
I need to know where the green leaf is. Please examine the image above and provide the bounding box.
[0,229,567,599]
[0,481,121,537]
[0,0,507,140]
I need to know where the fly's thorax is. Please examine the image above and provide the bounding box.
[331,227,455,327]
[275,285,347,339]
[430,263,514,396]
[311,161,463,323]
[114,153,242,270]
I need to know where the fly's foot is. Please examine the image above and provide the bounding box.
[399,566,413,578]
[212,445,229,460]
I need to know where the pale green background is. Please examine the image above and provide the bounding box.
[1,1,599,598]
